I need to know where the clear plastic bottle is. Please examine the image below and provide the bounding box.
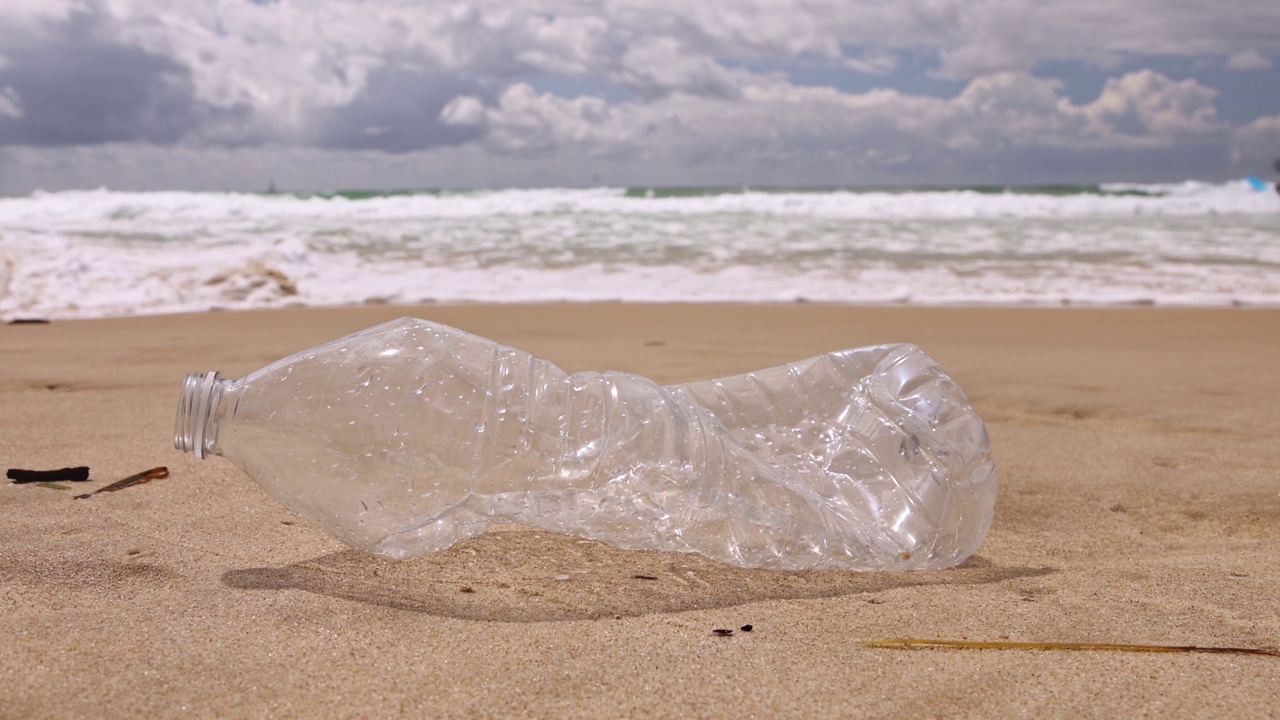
[175,318,996,570]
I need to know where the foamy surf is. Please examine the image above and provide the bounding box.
[1,181,1277,320]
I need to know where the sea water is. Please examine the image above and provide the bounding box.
[1,181,1277,320]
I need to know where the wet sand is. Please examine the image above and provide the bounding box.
[2,305,1278,717]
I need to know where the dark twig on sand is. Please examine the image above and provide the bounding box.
[7,467,90,483]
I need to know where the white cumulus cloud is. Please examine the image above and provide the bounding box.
[1226,48,1273,70]
[439,96,487,126]
[473,70,1224,168]
[1081,70,1223,140]
[0,86,22,119]
[1231,114,1280,165]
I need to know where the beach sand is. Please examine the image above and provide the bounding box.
[2,304,1278,718]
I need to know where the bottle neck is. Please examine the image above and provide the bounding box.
[175,371,230,459]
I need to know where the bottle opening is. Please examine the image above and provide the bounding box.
[175,371,222,459]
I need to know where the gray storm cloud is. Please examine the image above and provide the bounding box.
[0,9,199,146]
[313,68,487,152]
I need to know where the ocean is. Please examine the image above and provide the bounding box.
[1,181,1277,320]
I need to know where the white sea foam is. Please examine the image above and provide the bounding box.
[1,181,1277,319]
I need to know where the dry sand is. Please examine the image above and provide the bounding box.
[2,304,1278,718]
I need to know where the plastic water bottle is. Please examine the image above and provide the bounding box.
[175,318,996,570]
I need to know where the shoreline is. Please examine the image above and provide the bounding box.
[9,297,1280,326]
[3,303,1278,717]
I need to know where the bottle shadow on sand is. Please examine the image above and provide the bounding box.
[221,528,1053,623]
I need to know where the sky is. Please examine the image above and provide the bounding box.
[1,0,1278,193]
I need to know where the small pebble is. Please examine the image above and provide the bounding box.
[554,574,570,581]
[740,624,753,632]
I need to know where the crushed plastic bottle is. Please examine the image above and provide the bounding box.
[175,318,996,570]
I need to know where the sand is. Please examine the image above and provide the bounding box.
[2,304,1278,718]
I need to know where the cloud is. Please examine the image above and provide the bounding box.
[312,68,485,152]
[0,86,21,119]
[439,96,487,127]
[481,84,627,157]
[471,70,1224,170]
[0,0,1272,188]
[1231,114,1280,166]
[914,0,1280,77]
[0,8,202,146]
[1226,48,1273,71]
[507,13,612,76]
[843,49,898,76]
[613,37,747,99]
[4,1,1272,141]
[1081,70,1222,139]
